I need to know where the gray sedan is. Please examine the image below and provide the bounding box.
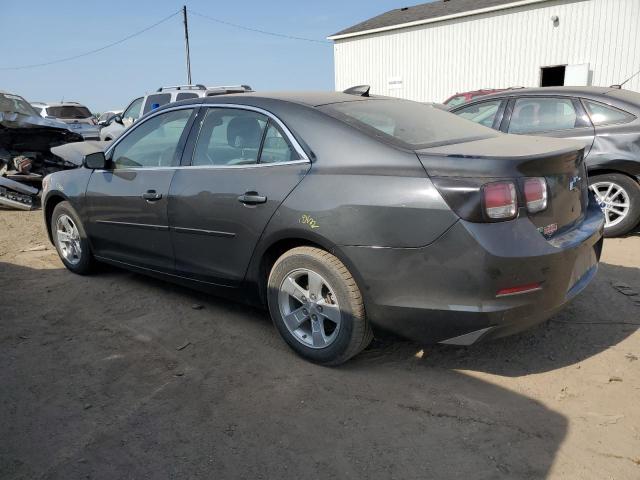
[449,86,640,236]
[42,91,604,364]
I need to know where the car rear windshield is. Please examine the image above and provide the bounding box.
[47,105,92,119]
[319,99,499,149]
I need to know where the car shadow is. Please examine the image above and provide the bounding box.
[0,259,572,479]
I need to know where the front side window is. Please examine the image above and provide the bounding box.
[123,97,143,120]
[454,100,502,128]
[508,97,577,134]
[111,108,193,169]
[583,99,635,126]
[192,108,268,166]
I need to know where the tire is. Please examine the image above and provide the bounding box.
[267,247,373,365]
[51,201,94,274]
[589,173,640,237]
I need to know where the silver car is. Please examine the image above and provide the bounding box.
[32,101,100,140]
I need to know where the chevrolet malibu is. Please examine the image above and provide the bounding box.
[42,91,605,365]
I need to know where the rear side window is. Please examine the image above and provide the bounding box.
[320,99,498,149]
[508,98,577,134]
[260,124,298,163]
[176,92,199,101]
[46,105,92,119]
[583,99,635,126]
[454,100,502,128]
[192,108,268,166]
[445,95,467,107]
[143,93,171,114]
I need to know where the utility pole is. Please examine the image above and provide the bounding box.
[182,5,192,84]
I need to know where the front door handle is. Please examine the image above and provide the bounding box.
[142,190,163,201]
[238,192,267,205]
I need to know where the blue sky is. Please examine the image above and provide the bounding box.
[0,0,408,113]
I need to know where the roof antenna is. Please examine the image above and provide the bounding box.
[343,85,370,97]
[614,65,640,88]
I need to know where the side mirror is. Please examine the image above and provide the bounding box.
[114,115,124,125]
[84,152,107,170]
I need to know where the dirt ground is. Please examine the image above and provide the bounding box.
[1,209,639,480]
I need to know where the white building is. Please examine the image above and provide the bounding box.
[329,0,640,103]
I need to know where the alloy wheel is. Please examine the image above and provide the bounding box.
[278,268,342,349]
[590,181,630,228]
[56,214,82,265]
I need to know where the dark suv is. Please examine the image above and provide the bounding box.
[450,86,640,236]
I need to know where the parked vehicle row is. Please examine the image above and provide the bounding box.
[43,88,604,365]
[449,86,640,237]
[99,84,254,141]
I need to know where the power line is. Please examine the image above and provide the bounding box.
[0,10,181,71]
[190,10,331,44]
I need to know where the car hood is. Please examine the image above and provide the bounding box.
[0,111,84,153]
[50,140,111,166]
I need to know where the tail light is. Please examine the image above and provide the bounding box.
[482,182,517,219]
[524,177,547,213]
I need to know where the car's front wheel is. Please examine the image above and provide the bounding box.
[589,173,640,237]
[267,247,372,365]
[51,201,94,274]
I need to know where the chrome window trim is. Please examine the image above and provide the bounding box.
[93,159,310,173]
[105,103,310,167]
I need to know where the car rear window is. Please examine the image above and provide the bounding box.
[319,99,499,149]
[46,105,92,118]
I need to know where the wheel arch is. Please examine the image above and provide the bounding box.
[43,192,70,244]
[248,231,368,308]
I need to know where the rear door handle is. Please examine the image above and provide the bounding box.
[238,192,267,205]
[142,190,163,201]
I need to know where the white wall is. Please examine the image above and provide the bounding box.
[333,0,640,102]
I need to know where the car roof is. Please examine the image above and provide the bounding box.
[471,86,617,100]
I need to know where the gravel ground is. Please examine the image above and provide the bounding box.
[1,210,639,480]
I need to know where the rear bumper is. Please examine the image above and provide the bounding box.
[341,198,605,345]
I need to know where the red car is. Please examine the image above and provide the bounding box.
[444,89,507,107]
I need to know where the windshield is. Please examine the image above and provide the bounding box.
[320,99,499,149]
[0,93,39,116]
[46,105,92,119]
[444,95,467,107]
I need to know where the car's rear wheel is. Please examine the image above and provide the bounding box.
[589,173,640,237]
[51,201,94,274]
[267,247,372,365]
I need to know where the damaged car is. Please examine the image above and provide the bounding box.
[0,90,83,210]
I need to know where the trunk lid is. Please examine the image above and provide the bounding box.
[417,135,589,234]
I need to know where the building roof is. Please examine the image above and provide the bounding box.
[329,0,551,40]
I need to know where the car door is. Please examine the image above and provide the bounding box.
[86,107,196,272]
[122,96,144,127]
[168,105,311,286]
[501,96,596,156]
